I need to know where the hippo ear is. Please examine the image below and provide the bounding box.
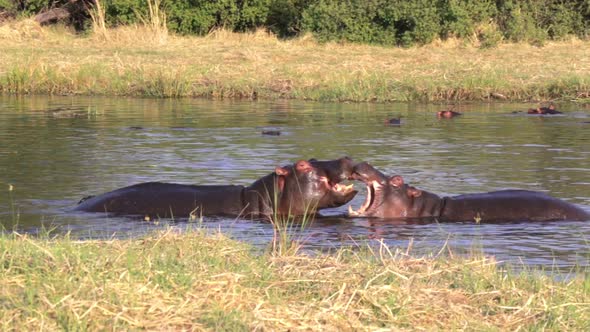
[295,160,313,173]
[274,167,289,192]
[407,187,422,197]
[389,175,404,187]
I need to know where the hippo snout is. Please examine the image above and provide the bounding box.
[351,162,388,184]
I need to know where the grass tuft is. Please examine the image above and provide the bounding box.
[89,0,108,41]
[0,230,588,330]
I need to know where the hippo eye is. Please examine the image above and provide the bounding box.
[295,160,313,173]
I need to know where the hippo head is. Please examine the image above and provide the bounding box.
[310,156,358,209]
[273,158,357,216]
[309,156,355,183]
[348,162,423,218]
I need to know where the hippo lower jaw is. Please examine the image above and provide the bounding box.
[348,180,380,216]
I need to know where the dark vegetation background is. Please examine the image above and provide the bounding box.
[1,0,589,46]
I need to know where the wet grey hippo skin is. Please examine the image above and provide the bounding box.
[75,157,358,220]
[348,162,590,222]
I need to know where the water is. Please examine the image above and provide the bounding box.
[1,96,589,271]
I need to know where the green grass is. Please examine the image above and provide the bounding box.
[0,19,589,102]
[0,229,588,330]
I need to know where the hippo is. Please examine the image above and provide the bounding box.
[75,157,358,220]
[527,104,562,115]
[437,110,462,118]
[385,117,402,126]
[262,130,281,136]
[348,162,590,222]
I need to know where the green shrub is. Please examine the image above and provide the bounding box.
[545,1,583,40]
[266,0,313,37]
[497,0,547,44]
[237,0,272,31]
[438,0,497,39]
[476,22,503,48]
[302,0,397,45]
[10,0,53,16]
[0,0,16,12]
[2,0,590,45]
[302,0,443,46]
[104,0,142,26]
[140,0,270,35]
[163,0,231,35]
[382,0,441,46]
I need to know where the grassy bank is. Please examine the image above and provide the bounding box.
[0,19,589,103]
[0,229,588,330]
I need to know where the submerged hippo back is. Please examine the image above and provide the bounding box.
[75,182,247,218]
[442,190,590,222]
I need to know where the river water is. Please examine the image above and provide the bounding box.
[1,96,589,271]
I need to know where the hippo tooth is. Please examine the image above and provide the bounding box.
[357,184,373,213]
[348,205,358,216]
[334,183,354,192]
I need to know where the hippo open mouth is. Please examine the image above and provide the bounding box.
[317,175,357,208]
[318,174,355,194]
[348,179,382,216]
[347,162,389,217]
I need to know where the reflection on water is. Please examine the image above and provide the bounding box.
[1,96,589,271]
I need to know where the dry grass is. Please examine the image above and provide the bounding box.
[0,18,589,101]
[0,229,588,330]
[88,0,108,41]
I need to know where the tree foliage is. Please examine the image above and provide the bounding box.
[1,0,589,46]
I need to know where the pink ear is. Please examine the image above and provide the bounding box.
[295,160,313,173]
[408,187,422,197]
[390,175,404,187]
[275,166,289,176]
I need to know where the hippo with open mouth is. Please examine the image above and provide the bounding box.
[348,162,590,222]
[75,157,358,220]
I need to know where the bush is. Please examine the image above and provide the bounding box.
[163,0,233,35]
[102,0,270,35]
[496,0,547,44]
[476,21,503,48]
[381,0,441,46]
[301,0,397,45]
[544,1,584,40]
[302,0,443,46]
[438,0,497,39]
[162,0,271,35]
[0,0,16,12]
[9,0,54,16]
[2,0,589,45]
[266,0,313,37]
[104,0,142,26]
